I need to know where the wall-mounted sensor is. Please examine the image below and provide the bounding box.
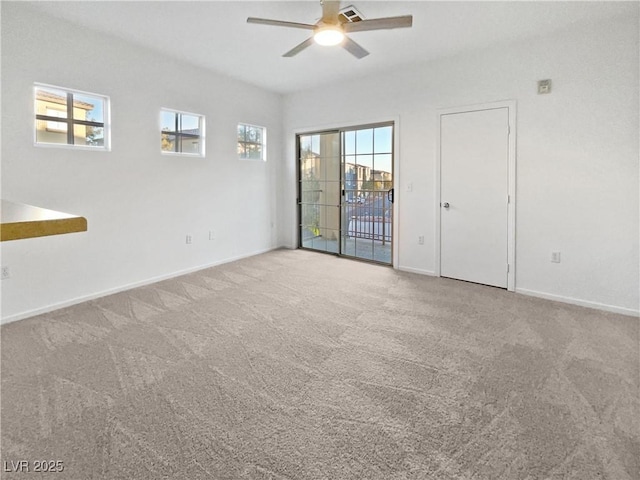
[538,79,552,94]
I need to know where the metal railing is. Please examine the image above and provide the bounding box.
[344,190,392,244]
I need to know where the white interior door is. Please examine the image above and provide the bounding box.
[440,107,510,288]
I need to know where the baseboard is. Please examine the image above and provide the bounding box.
[397,266,436,276]
[6,253,636,324]
[1,246,279,325]
[516,288,639,317]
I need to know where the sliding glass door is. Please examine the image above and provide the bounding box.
[298,123,394,265]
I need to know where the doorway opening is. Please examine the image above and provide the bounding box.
[297,123,394,265]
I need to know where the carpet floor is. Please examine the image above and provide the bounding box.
[1,249,638,479]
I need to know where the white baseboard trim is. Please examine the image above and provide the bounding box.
[6,252,637,323]
[516,288,639,317]
[397,266,437,276]
[1,246,279,325]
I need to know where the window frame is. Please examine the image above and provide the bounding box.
[34,83,110,151]
[237,123,267,161]
[160,108,206,157]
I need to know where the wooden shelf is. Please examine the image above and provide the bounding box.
[1,200,87,242]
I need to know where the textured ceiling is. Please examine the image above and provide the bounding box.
[25,1,637,94]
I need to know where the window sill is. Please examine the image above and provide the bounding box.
[34,142,110,152]
[161,151,205,158]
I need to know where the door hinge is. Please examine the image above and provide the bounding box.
[508,195,511,204]
[508,125,511,135]
[507,264,510,273]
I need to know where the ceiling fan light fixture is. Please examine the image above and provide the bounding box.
[314,27,344,46]
[247,1,412,58]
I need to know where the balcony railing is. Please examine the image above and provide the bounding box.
[344,190,392,244]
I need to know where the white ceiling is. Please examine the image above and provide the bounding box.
[26,1,636,94]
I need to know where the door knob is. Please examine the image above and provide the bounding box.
[442,202,450,208]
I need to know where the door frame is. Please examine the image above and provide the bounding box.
[435,100,517,291]
[293,116,400,268]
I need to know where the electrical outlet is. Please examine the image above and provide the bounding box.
[1,266,10,280]
[407,182,413,192]
[208,231,215,241]
[186,235,192,244]
[551,251,561,263]
[418,235,424,245]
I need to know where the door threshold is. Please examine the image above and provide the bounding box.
[298,247,392,267]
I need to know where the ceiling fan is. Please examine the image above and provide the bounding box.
[247,1,413,59]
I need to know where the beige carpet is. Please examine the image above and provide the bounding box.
[1,249,638,479]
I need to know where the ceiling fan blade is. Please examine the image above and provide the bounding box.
[321,0,341,23]
[343,15,413,33]
[342,36,369,59]
[247,17,315,30]
[283,37,315,57]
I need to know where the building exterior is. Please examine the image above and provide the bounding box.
[35,90,96,145]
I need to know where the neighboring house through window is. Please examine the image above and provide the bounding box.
[34,84,109,149]
[45,108,67,132]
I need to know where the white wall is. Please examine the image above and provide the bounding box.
[282,14,640,315]
[1,4,282,322]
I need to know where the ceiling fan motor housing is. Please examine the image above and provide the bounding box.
[246,1,413,59]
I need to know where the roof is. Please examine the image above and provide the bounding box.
[36,90,94,110]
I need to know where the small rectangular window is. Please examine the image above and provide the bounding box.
[34,84,109,149]
[161,109,205,156]
[238,123,266,161]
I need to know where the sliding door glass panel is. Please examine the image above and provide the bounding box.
[341,124,393,265]
[298,132,340,254]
